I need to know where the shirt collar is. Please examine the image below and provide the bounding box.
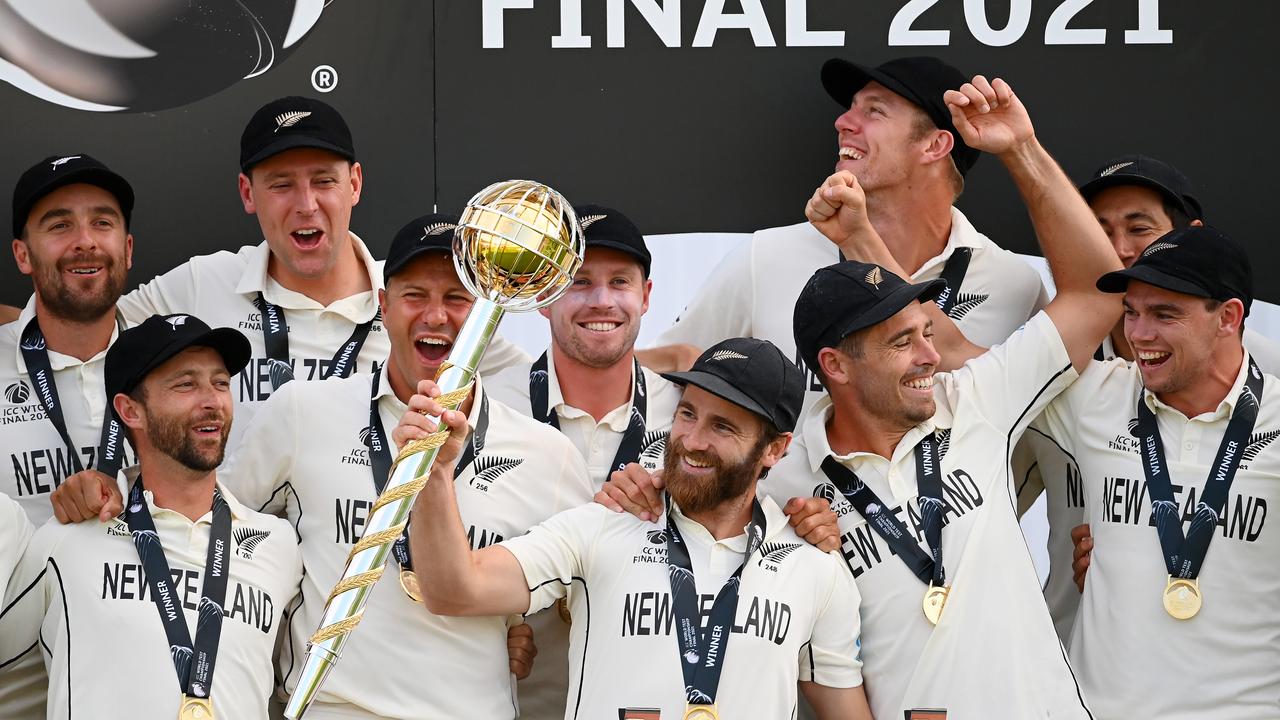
[121,465,246,522]
[1143,349,1254,422]
[668,493,789,550]
[13,295,122,373]
[910,207,984,279]
[543,348,639,431]
[376,362,484,438]
[233,232,383,319]
[802,394,936,473]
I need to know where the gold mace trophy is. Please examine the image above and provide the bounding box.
[284,180,584,719]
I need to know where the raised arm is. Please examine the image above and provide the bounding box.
[402,380,531,617]
[944,76,1121,371]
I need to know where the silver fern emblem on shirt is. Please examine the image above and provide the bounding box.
[1243,429,1280,462]
[935,428,952,459]
[709,349,747,362]
[274,111,312,132]
[233,527,271,560]
[757,541,802,568]
[469,456,523,491]
[864,266,883,289]
[639,430,668,466]
[945,293,989,321]
[1099,161,1135,177]
[579,214,607,229]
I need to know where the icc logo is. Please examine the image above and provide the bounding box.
[0,2,330,112]
[5,381,31,405]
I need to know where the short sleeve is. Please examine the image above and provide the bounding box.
[653,242,754,348]
[939,312,1077,437]
[117,257,205,325]
[219,382,300,514]
[798,552,863,688]
[500,504,607,613]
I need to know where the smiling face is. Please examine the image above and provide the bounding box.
[822,302,940,431]
[13,183,133,323]
[121,347,234,472]
[1089,185,1178,268]
[239,147,362,287]
[1123,281,1241,399]
[833,81,938,193]
[543,247,651,369]
[663,385,789,515]
[379,252,474,401]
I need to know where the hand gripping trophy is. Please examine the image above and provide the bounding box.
[284,180,584,718]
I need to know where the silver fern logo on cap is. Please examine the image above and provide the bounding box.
[49,155,81,169]
[865,266,883,289]
[579,214,607,229]
[710,349,748,362]
[1100,161,1135,177]
[1141,241,1176,258]
[274,111,311,132]
[421,222,455,239]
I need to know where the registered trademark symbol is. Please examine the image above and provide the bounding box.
[311,65,338,93]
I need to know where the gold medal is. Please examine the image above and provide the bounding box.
[683,704,719,720]
[1162,576,1202,620]
[399,569,423,603]
[178,695,214,720]
[922,583,950,625]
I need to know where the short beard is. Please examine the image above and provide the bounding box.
[663,433,769,515]
[32,253,126,323]
[556,322,640,370]
[145,409,229,473]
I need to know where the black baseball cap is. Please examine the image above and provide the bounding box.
[575,204,652,277]
[11,154,134,239]
[383,213,460,283]
[1078,154,1203,220]
[239,96,355,173]
[793,260,947,374]
[1096,225,1252,314]
[821,56,981,176]
[106,314,252,400]
[662,337,805,434]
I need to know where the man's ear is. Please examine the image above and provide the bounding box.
[761,433,793,469]
[238,173,256,214]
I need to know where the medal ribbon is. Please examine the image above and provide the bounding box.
[665,495,767,707]
[254,293,375,386]
[530,351,648,473]
[19,318,126,478]
[819,433,947,585]
[837,246,972,316]
[365,371,488,570]
[125,477,231,701]
[1135,356,1263,579]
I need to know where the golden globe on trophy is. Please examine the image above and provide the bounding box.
[284,180,584,719]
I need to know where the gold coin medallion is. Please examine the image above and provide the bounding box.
[683,704,719,720]
[400,569,424,603]
[1162,576,1202,620]
[179,695,213,720]
[922,584,950,625]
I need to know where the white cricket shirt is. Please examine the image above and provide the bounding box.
[0,299,134,526]
[486,351,680,487]
[1033,352,1280,719]
[766,313,1091,720]
[219,366,594,719]
[486,351,681,720]
[654,210,1048,414]
[116,235,529,451]
[501,497,863,720]
[1015,326,1280,647]
[0,480,301,720]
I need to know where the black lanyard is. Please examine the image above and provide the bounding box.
[125,477,232,702]
[665,495,766,707]
[254,292,374,389]
[529,351,647,473]
[837,246,972,316]
[820,433,947,585]
[1136,357,1263,580]
[365,371,488,570]
[19,318,125,478]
